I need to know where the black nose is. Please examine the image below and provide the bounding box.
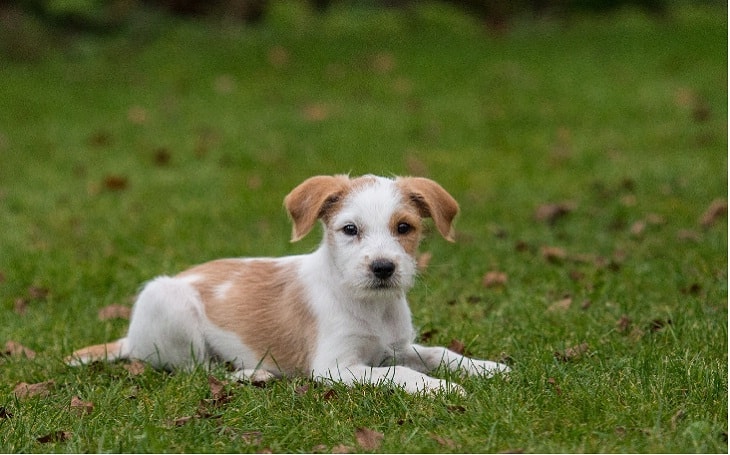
[371,259,396,279]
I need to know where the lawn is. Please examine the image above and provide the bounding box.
[0,1,727,452]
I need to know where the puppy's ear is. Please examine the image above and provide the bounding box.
[397,177,460,242]
[284,175,350,242]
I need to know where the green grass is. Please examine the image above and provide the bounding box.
[0,2,727,452]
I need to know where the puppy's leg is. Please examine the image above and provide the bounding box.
[123,276,209,370]
[405,344,511,377]
[229,369,277,385]
[315,364,465,395]
[66,338,130,366]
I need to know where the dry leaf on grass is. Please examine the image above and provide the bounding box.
[547,377,562,396]
[547,298,572,313]
[331,444,353,454]
[355,427,384,451]
[37,431,72,444]
[123,360,146,375]
[70,396,94,416]
[430,434,457,449]
[616,315,632,334]
[448,339,466,355]
[534,202,575,224]
[699,198,727,228]
[541,246,567,263]
[554,342,589,362]
[0,407,13,419]
[14,380,55,398]
[483,271,508,288]
[97,305,131,321]
[3,340,36,359]
[240,430,263,445]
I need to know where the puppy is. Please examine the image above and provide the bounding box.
[67,175,510,394]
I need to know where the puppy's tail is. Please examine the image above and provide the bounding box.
[65,338,130,366]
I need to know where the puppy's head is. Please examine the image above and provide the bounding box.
[284,175,459,296]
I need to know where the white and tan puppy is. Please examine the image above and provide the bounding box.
[68,175,509,394]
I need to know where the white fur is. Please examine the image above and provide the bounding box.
[67,175,510,394]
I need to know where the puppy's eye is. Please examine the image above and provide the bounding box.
[397,223,412,235]
[342,224,359,236]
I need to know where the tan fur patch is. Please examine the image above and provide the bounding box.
[395,177,460,241]
[69,340,124,363]
[177,259,316,375]
[389,208,423,256]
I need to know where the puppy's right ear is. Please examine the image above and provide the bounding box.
[284,175,350,242]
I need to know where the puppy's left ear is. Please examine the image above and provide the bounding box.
[397,177,460,242]
[284,175,350,242]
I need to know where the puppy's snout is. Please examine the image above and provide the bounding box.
[370,259,396,279]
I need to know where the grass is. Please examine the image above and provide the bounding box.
[0,1,727,452]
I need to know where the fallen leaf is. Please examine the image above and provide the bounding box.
[14,380,55,398]
[541,246,567,263]
[483,271,508,288]
[448,339,466,355]
[37,431,72,444]
[699,198,727,228]
[554,342,589,362]
[322,389,337,401]
[3,340,36,359]
[534,202,575,224]
[616,315,631,334]
[547,377,562,395]
[648,318,672,332]
[0,407,13,418]
[446,404,467,413]
[331,444,352,454]
[547,298,572,313]
[430,433,456,449]
[302,103,330,122]
[295,384,310,395]
[312,444,328,453]
[123,360,146,375]
[127,106,148,124]
[170,416,194,427]
[70,396,94,416]
[28,286,49,300]
[240,430,263,445]
[355,427,384,451]
[677,229,701,242]
[13,298,28,315]
[630,220,646,237]
[103,175,129,191]
[97,305,131,321]
[208,375,233,404]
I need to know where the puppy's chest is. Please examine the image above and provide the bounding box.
[349,306,414,365]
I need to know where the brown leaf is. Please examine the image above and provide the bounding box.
[547,298,572,313]
[677,229,701,242]
[14,380,55,398]
[447,404,466,413]
[302,103,331,122]
[483,271,508,288]
[295,384,310,395]
[153,147,172,166]
[28,286,49,300]
[97,305,131,321]
[170,416,194,427]
[123,360,146,376]
[208,375,232,404]
[430,433,457,449]
[630,220,646,237]
[699,198,727,228]
[322,389,337,401]
[13,298,28,315]
[70,396,94,416]
[355,427,384,451]
[103,175,129,191]
[331,444,352,454]
[547,377,562,395]
[648,318,672,332]
[616,315,631,334]
[448,339,466,355]
[535,202,575,224]
[554,342,589,362]
[0,406,13,419]
[240,430,263,445]
[541,246,567,263]
[127,106,148,124]
[3,340,36,359]
[37,431,72,444]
